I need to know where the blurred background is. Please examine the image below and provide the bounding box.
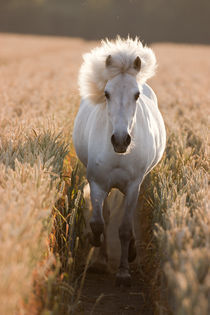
[0,0,209,44]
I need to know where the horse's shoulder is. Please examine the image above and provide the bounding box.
[77,98,96,120]
[79,98,93,110]
[142,83,158,105]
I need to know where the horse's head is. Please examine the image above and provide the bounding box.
[104,55,141,153]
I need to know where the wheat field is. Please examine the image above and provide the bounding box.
[0,34,209,314]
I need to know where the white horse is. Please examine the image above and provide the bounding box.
[73,37,166,286]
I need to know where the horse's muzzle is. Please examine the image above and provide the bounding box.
[111,133,131,153]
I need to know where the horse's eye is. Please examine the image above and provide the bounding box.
[134,91,140,100]
[104,91,110,100]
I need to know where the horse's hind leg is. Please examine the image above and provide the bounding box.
[128,236,137,263]
[89,181,107,247]
[116,181,141,287]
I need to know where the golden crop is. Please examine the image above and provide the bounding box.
[0,34,209,314]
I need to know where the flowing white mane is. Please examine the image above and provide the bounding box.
[78,36,157,104]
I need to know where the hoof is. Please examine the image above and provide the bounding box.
[115,270,131,287]
[88,233,101,247]
[128,238,137,263]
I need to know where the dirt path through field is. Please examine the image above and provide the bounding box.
[76,180,157,315]
[79,268,152,315]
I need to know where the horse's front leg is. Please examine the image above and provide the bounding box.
[89,197,110,273]
[116,180,141,286]
[89,181,107,247]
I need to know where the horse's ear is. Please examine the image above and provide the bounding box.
[106,55,112,67]
[133,56,141,72]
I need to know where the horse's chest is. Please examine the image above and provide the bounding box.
[87,153,139,192]
[108,167,131,192]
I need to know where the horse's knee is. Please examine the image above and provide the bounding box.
[90,219,104,235]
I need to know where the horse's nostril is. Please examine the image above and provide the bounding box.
[111,133,131,148]
[111,134,116,146]
[125,134,131,146]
